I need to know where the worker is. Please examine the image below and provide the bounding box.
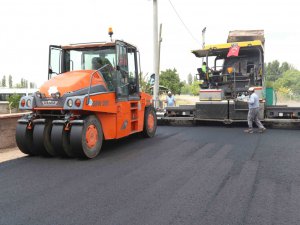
[244,87,266,133]
[92,57,102,70]
[92,57,114,91]
[202,62,207,74]
[165,91,176,107]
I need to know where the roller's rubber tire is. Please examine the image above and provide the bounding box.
[43,121,57,156]
[32,121,52,157]
[142,106,157,138]
[51,124,74,157]
[70,115,103,159]
[15,123,34,156]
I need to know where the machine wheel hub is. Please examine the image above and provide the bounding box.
[85,125,98,148]
[147,113,155,132]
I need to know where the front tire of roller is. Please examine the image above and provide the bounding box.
[51,124,74,157]
[16,122,34,156]
[32,120,53,156]
[70,115,103,159]
[142,106,157,138]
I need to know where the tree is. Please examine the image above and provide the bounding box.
[20,78,28,88]
[265,60,294,82]
[190,81,201,96]
[15,83,22,88]
[187,73,193,85]
[265,60,280,82]
[8,75,13,88]
[180,81,191,95]
[159,68,183,95]
[2,75,6,87]
[279,62,294,74]
[8,93,21,111]
[30,82,36,88]
[20,78,25,88]
[139,72,152,94]
[274,70,300,97]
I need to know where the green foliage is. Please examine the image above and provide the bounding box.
[15,83,23,88]
[1,76,36,88]
[20,78,28,88]
[14,78,36,88]
[180,82,191,95]
[159,68,183,95]
[274,70,300,96]
[265,60,294,82]
[264,80,275,88]
[180,79,201,96]
[8,93,21,110]
[190,81,201,96]
[139,72,152,94]
[280,62,295,74]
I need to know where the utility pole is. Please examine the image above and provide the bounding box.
[153,0,159,108]
[158,23,163,78]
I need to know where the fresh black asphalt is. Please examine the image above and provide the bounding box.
[1,124,300,225]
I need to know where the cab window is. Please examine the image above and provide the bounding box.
[48,46,62,79]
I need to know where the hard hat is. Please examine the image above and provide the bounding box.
[168,91,171,94]
[248,87,255,92]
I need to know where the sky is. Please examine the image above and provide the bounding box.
[0,0,300,87]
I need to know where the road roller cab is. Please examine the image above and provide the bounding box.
[16,38,157,159]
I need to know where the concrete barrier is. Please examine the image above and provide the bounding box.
[0,113,28,149]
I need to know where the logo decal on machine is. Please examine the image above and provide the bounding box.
[89,100,109,107]
[42,100,58,105]
[48,86,59,96]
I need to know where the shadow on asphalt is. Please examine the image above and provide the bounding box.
[0,133,148,166]
[158,119,300,130]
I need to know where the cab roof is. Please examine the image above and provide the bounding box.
[60,40,137,50]
[192,40,264,58]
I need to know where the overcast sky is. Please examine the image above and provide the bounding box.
[0,0,299,86]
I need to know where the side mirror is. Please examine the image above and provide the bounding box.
[48,67,53,74]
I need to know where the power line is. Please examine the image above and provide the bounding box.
[168,0,201,45]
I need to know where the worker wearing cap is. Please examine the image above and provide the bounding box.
[244,87,266,133]
[165,91,176,107]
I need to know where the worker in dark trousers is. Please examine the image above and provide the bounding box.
[244,87,266,133]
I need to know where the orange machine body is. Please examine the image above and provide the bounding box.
[16,39,157,159]
[35,71,152,140]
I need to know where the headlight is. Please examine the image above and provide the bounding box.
[67,99,73,107]
[64,96,85,110]
[51,92,61,98]
[36,92,42,98]
[51,92,60,98]
[26,99,32,107]
[75,99,81,107]
[21,99,26,107]
[55,92,61,98]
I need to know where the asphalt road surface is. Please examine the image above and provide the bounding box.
[1,125,300,225]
